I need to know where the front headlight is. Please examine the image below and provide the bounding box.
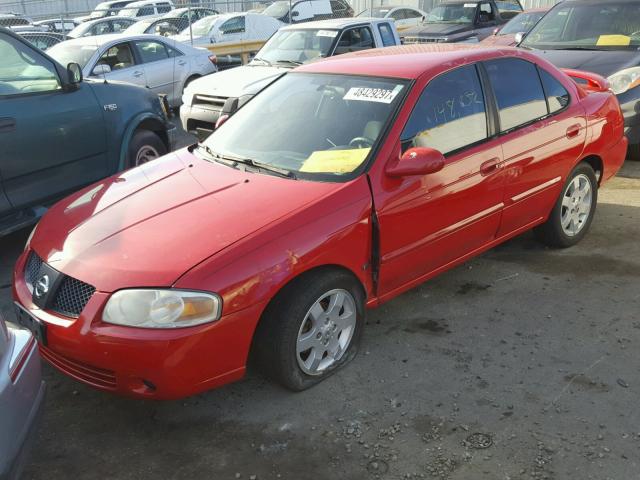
[607,67,640,95]
[103,289,222,329]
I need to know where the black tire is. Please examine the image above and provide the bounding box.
[534,162,598,248]
[627,143,640,162]
[252,269,366,391]
[126,130,167,168]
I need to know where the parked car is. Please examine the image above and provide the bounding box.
[0,27,174,236]
[172,12,283,48]
[124,7,219,36]
[19,31,66,50]
[88,0,139,19]
[67,16,137,38]
[33,18,80,33]
[481,8,547,47]
[181,18,401,139]
[263,0,353,24]
[519,0,640,160]
[48,33,216,107]
[0,315,45,480]
[118,0,175,20]
[402,0,523,44]
[0,13,47,32]
[357,5,426,31]
[14,44,626,399]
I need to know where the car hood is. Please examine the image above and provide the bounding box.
[403,22,473,37]
[31,148,349,292]
[528,48,640,78]
[186,64,287,98]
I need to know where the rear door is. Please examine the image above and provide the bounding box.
[0,31,107,211]
[376,64,505,296]
[482,58,587,236]
[133,39,181,104]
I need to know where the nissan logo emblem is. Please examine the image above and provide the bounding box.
[35,274,50,298]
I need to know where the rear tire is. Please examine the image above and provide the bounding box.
[534,162,598,248]
[252,270,365,391]
[126,130,166,168]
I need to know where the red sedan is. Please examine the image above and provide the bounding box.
[14,45,627,399]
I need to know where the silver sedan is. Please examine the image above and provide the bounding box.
[47,33,217,107]
[0,314,45,480]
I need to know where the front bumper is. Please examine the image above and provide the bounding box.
[179,103,221,141]
[13,250,265,400]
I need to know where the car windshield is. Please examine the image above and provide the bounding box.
[500,11,545,35]
[124,18,155,33]
[263,1,291,18]
[202,73,407,181]
[522,2,640,50]
[425,3,476,24]
[188,16,218,36]
[256,29,337,64]
[48,43,98,68]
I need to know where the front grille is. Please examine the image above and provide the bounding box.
[51,277,96,318]
[193,94,227,110]
[40,345,117,390]
[24,251,96,318]
[403,36,447,44]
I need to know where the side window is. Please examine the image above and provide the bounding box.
[401,64,488,155]
[157,3,172,13]
[485,58,548,131]
[0,33,61,95]
[137,6,154,16]
[390,9,406,20]
[97,42,135,70]
[330,0,347,14]
[220,16,245,34]
[92,22,112,35]
[134,40,169,63]
[495,1,522,20]
[378,22,396,47]
[478,2,496,23]
[334,27,374,54]
[539,68,570,114]
[111,19,131,32]
[407,9,423,19]
[165,44,183,57]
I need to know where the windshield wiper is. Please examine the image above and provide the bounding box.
[274,59,303,67]
[251,57,272,66]
[197,146,296,179]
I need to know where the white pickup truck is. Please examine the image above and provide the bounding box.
[180,17,401,139]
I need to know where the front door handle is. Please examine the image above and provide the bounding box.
[480,157,501,176]
[566,124,581,139]
[178,60,187,66]
[133,70,144,77]
[0,117,16,133]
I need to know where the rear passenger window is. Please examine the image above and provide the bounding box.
[485,58,547,131]
[539,68,570,114]
[401,64,488,155]
[378,23,396,47]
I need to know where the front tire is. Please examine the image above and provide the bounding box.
[252,270,365,391]
[126,130,167,168]
[534,162,598,248]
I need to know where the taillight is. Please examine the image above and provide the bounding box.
[208,55,217,65]
[8,327,36,382]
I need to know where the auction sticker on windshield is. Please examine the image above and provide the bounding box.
[316,30,338,37]
[343,85,403,104]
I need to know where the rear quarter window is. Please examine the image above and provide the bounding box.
[539,68,570,114]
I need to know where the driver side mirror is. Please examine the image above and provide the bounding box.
[67,62,83,85]
[92,64,111,76]
[386,147,445,177]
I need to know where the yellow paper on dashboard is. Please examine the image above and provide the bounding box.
[596,35,630,46]
[300,148,371,173]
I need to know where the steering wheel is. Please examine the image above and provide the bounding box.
[349,137,374,148]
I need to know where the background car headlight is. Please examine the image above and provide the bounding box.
[607,67,640,95]
[103,290,221,329]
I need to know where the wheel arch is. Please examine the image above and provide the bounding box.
[580,155,604,185]
[118,113,170,170]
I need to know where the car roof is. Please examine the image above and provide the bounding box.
[297,44,529,79]
[281,17,388,30]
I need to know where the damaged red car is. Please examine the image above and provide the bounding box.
[14,45,627,399]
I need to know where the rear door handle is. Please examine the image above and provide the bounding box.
[0,117,16,133]
[480,157,501,176]
[566,124,581,139]
[178,60,187,66]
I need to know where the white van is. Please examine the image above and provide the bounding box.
[118,0,175,20]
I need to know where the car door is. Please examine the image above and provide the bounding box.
[375,64,505,296]
[133,39,180,104]
[0,31,107,212]
[92,41,147,88]
[482,58,587,236]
